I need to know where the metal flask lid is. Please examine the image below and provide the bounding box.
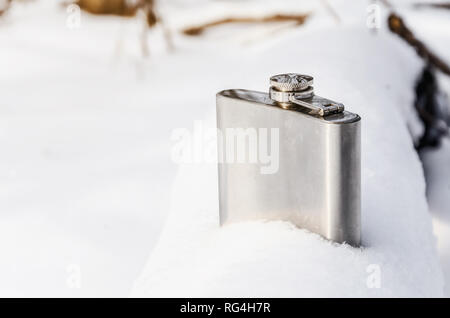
[269,73,344,116]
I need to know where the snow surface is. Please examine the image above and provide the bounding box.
[131,2,445,297]
[0,0,447,297]
[422,139,450,297]
[0,0,180,297]
[399,5,450,297]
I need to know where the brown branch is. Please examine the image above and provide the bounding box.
[76,0,138,16]
[388,13,450,76]
[182,14,309,36]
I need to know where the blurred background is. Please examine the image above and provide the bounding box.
[0,0,449,297]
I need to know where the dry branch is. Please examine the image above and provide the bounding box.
[388,13,450,76]
[76,0,160,27]
[76,0,137,16]
[182,14,309,36]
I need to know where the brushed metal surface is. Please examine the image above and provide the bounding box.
[217,89,361,246]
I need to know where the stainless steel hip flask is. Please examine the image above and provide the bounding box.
[216,74,361,246]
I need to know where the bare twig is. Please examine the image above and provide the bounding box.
[182,14,309,36]
[320,0,341,24]
[388,13,450,76]
[141,0,173,52]
[379,0,393,9]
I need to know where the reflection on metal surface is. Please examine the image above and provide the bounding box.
[217,74,361,246]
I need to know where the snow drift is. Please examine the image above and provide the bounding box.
[132,25,444,297]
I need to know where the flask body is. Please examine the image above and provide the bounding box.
[216,89,361,246]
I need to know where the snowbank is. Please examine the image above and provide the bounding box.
[131,23,444,297]
[1,0,446,297]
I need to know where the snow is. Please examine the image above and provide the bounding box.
[0,0,447,297]
[1,0,177,296]
[397,5,450,297]
[421,138,450,297]
[131,4,444,297]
